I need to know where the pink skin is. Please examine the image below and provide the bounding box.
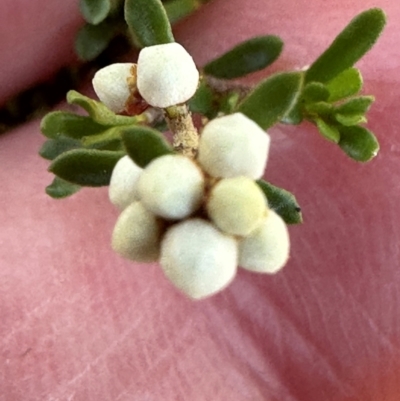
[1,0,400,400]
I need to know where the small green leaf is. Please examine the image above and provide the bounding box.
[124,0,174,47]
[164,0,200,24]
[121,126,173,167]
[203,36,283,79]
[326,67,363,102]
[75,21,116,61]
[67,90,141,126]
[335,113,367,126]
[188,81,215,117]
[256,180,303,224]
[302,82,330,103]
[238,71,303,130]
[305,8,386,83]
[315,118,340,143]
[81,126,124,151]
[79,0,111,25]
[333,96,373,126]
[39,137,82,160]
[304,101,333,118]
[338,125,379,162]
[46,177,81,199]
[281,102,303,125]
[335,96,374,115]
[41,111,107,139]
[49,149,124,186]
[219,92,241,115]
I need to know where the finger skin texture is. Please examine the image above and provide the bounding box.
[1,0,400,400]
[0,0,82,106]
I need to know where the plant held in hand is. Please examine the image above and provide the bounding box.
[39,0,386,299]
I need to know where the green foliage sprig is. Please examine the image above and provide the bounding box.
[40,2,386,227]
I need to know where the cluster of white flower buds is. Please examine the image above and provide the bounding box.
[93,43,290,299]
[92,42,199,112]
[109,112,290,299]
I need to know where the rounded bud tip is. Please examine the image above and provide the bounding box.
[109,156,142,210]
[137,154,205,220]
[198,113,270,179]
[160,219,238,299]
[112,202,162,263]
[92,63,135,113]
[239,210,290,273]
[137,43,199,108]
[207,176,267,236]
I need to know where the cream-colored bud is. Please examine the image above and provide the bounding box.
[109,156,142,210]
[112,201,161,262]
[137,154,204,220]
[92,63,135,113]
[239,209,290,273]
[160,219,238,299]
[207,176,267,236]
[198,113,270,179]
[137,43,199,108]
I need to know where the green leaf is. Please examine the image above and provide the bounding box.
[238,71,303,130]
[46,177,81,199]
[81,126,124,151]
[79,0,111,25]
[75,21,116,61]
[256,180,303,224]
[188,81,215,117]
[315,118,340,143]
[121,126,173,167]
[49,149,124,186]
[326,67,363,102]
[39,137,82,160]
[41,111,107,139]
[67,90,141,126]
[334,96,374,115]
[203,36,283,79]
[304,101,333,118]
[302,82,330,103]
[338,125,379,162]
[335,113,367,126]
[281,102,303,125]
[333,96,373,126]
[124,0,174,47]
[305,8,386,83]
[164,0,200,24]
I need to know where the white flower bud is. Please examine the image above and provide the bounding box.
[92,63,135,113]
[198,113,270,179]
[112,201,161,262]
[207,176,267,236]
[239,210,290,273]
[160,219,238,299]
[109,156,142,210]
[137,154,204,220]
[137,43,199,108]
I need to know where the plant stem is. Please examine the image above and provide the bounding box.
[164,104,199,158]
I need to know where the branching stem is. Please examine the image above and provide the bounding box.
[164,104,199,158]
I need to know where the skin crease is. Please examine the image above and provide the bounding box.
[1,0,400,400]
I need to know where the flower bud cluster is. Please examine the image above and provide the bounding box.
[110,113,290,299]
[92,43,199,113]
